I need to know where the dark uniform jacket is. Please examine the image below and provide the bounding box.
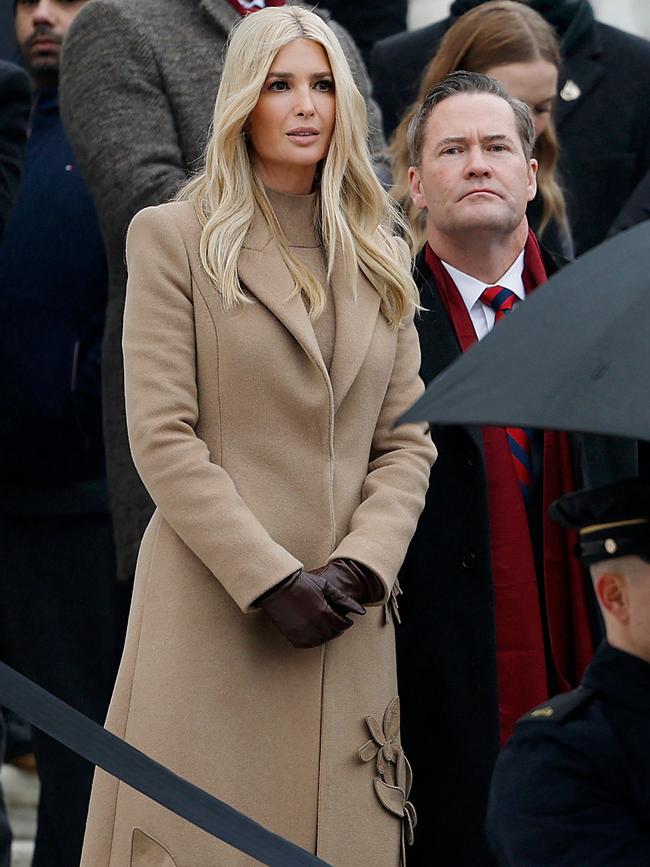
[369,2,650,255]
[487,642,650,866]
[397,246,637,866]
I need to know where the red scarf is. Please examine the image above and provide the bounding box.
[225,0,285,15]
[425,232,594,743]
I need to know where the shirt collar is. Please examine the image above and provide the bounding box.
[440,248,526,313]
[583,641,650,716]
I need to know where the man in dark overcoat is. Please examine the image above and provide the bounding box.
[370,0,650,255]
[397,70,636,866]
[488,477,650,866]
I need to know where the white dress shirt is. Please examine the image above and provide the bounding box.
[440,250,526,340]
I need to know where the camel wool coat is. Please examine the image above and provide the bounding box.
[80,200,436,867]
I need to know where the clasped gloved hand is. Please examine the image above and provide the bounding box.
[256,568,366,649]
[312,559,385,606]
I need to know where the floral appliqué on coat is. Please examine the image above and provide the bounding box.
[384,578,403,625]
[358,697,416,864]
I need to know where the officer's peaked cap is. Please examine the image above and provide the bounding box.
[550,477,650,566]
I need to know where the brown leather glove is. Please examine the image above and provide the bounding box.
[256,569,365,649]
[312,559,385,606]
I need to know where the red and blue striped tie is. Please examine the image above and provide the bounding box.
[480,285,533,497]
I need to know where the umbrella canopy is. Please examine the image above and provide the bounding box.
[400,221,650,441]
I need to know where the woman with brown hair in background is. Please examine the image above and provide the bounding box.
[390,0,572,258]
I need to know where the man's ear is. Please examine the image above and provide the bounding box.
[408,165,428,211]
[595,571,630,625]
[526,158,538,203]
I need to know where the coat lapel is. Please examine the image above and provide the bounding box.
[238,209,329,385]
[239,206,385,409]
[556,28,604,127]
[329,257,380,412]
[413,249,483,453]
[413,251,462,383]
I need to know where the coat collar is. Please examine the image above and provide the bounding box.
[413,247,483,452]
[238,206,380,411]
[413,247,463,382]
[584,641,650,717]
[328,249,380,412]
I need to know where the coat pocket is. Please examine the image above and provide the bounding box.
[131,828,177,867]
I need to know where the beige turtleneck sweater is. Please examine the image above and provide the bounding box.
[266,188,336,372]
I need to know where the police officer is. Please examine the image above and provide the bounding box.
[486,476,650,866]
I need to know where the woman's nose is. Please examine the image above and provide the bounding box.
[294,87,315,117]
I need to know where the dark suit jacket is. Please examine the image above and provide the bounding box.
[0,60,30,240]
[370,17,650,255]
[397,246,637,867]
[316,0,407,67]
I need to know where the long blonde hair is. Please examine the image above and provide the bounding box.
[390,0,567,250]
[178,6,417,327]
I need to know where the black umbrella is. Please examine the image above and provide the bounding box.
[400,221,650,440]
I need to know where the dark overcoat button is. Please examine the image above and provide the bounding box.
[461,552,477,569]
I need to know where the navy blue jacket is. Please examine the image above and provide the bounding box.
[487,642,650,865]
[0,87,108,490]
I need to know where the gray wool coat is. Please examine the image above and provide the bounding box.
[59,0,386,580]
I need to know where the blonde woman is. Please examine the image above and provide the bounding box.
[80,7,436,866]
[390,0,572,258]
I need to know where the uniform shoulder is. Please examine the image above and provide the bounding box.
[517,687,597,726]
[488,688,631,864]
[505,688,623,772]
[494,688,622,805]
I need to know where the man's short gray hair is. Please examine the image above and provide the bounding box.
[407,70,536,166]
